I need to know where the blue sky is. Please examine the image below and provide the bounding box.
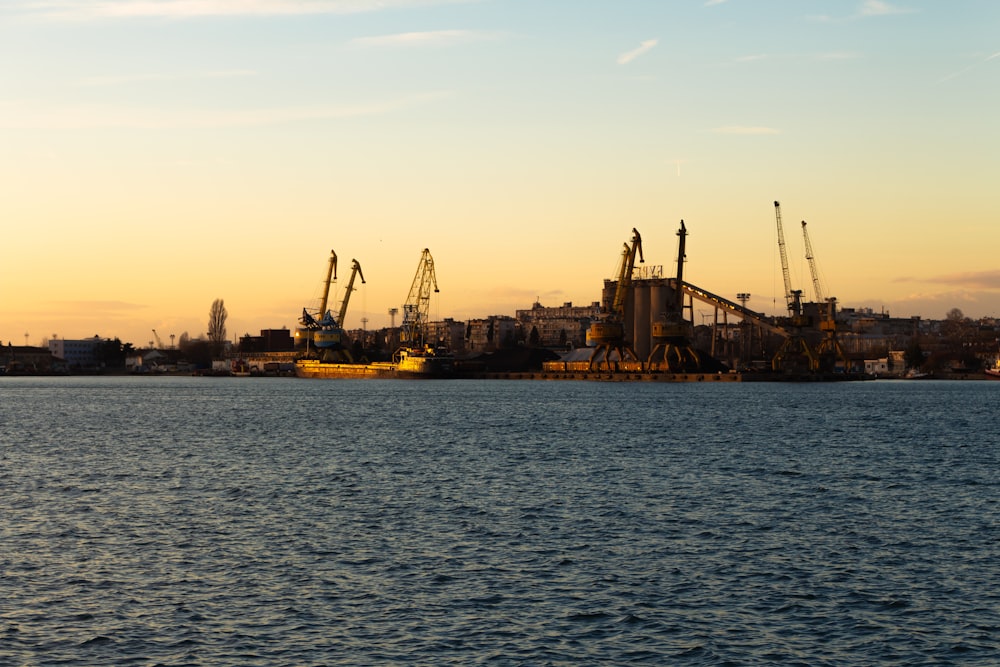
[1,0,998,345]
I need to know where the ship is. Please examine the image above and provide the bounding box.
[295,347,453,379]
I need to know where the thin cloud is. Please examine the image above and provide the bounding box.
[49,300,148,313]
[704,0,727,5]
[937,51,1000,84]
[733,52,859,64]
[9,0,472,21]
[934,270,1000,290]
[711,126,779,135]
[76,69,256,87]
[0,92,451,129]
[617,39,657,65]
[807,1,916,23]
[859,0,913,17]
[349,30,498,49]
[894,270,1000,290]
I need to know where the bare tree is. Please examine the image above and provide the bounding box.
[208,298,228,357]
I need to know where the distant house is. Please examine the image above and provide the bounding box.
[126,349,171,372]
[864,358,889,375]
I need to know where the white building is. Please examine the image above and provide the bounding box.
[48,336,105,368]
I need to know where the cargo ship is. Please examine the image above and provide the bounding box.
[295,346,454,379]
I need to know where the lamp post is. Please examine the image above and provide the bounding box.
[736,293,751,367]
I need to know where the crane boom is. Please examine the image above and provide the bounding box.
[318,250,337,318]
[585,228,644,367]
[773,201,795,312]
[401,249,439,346]
[336,259,365,328]
[801,220,825,304]
[610,228,644,316]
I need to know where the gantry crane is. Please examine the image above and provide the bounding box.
[400,248,439,348]
[587,228,643,368]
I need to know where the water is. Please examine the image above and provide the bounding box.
[1,377,997,665]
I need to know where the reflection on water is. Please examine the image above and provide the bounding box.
[1,377,997,665]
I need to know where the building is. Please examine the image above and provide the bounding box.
[239,328,295,352]
[426,318,467,353]
[48,336,106,369]
[515,301,602,348]
[465,316,518,353]
[3,344,58,373]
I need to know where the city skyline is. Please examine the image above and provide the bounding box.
[2,1,998,347]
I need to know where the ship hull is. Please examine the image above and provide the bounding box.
[295,357,453,379]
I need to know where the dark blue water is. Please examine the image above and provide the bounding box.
[1,377,997,665]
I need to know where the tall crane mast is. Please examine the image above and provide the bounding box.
[400,248,439,347]
[336,259,365,328]
[151,329,164,350]
[773,201,794,312]
[318,250,337,318]
[801,220,825,304]
[610,228,644,317]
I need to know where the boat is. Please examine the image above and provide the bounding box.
[294,346,454,380]
[231,359,252,377]
[985,359,1000,379]
[393,345,454,377]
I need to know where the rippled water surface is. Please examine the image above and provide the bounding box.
[1,376,998,665]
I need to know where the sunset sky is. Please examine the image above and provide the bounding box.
[2,0,998,347]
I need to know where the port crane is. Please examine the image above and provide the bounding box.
[773,201,803,316]
[771,201,818,373]
[801,220,825,304]
[800,220,848,371]
[334,259,365,330]
[151,329,165,350]
[400,248,439,348]
[314,258,365,362]
[587,228,643,369]
[299,250,337,332]
[647,221,704,371]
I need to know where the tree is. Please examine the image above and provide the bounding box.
[903,339,925,370]
[208,298,228,357]
[528,325,540,347]
[95,338,126,369]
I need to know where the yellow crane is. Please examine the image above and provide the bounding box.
[773,201,803,316]
[801,220,825,304]
[771,201,817,373]
[337,259,365,330]
[800,220,848,371]
[587,228,643,368]
[400,248,439,348]
[647,220,704,371]
[312,258,365,361]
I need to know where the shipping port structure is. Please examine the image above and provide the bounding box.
[292,206,876,381]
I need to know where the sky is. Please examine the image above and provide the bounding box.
[1,0,998,347]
